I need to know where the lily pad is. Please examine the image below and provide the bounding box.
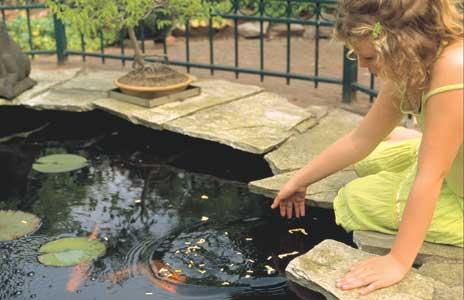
[38,237,106,267]
[33,154,88,173]
[0,210,42,241]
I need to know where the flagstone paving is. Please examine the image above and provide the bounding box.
[286,240,436,300]
[264,108,363,174]
[164,91,314,153]
[94,79,263,129]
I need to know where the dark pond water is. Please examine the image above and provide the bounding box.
[0,108,354,300]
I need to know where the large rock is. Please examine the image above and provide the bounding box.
[353,231,464,265]
[286,240,436,300]
[249,169,357,208]
[265,109,362,174]
[164,91,313,154]
[238,22,270,38]
[0,68,81,106]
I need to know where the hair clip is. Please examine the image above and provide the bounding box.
[372,21,382,38]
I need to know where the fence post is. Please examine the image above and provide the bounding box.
[53,14,67,65]
[342,47,357,103]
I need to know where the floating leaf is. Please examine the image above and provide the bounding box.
[38,237,106,267]
[33,154,88,174]
[0,210,42,241]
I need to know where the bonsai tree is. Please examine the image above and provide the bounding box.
[45,0,226,90]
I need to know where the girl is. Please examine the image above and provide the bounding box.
[271,0,463,295]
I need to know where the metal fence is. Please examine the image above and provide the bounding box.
[0,0,378,103]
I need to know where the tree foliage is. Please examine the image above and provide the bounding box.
[44,0,223,37]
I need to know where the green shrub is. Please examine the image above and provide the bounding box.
[8,14,118,52]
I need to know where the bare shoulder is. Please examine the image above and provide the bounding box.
[430,41,464,88]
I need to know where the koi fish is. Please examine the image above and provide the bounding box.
[151,259,187,283]
[66,224,99,293]
[104,260,186,294]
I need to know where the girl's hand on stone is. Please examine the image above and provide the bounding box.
[271,181,307,219]
[335,254,410,295]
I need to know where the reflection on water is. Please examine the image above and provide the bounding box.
[0,109,353,300]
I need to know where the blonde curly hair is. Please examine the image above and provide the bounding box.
[334,0,463,111]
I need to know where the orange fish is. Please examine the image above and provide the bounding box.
[140,263,179,294]
[151,259,187,283]
[66,224,100,293]
[104,260,186,294]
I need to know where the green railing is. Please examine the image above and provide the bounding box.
[0,0,378,103]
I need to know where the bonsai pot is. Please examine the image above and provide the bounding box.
[113,73,194,99]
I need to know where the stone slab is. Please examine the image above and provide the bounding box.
[292,105,329,134]
[353,231,464,265]
[430,283,463,300]
[248,169,357,208]
[418,261,463,288]
[306,105,329,121]
[418,263,464,300]
[7,69,126,112]
[94,79,263,129]
[132,80,263,127]
[164,91,314,154]
[22,89,106,112]
[0,68,82,106]
[93,97,157,125]
[265,108,362,174]
[56,70,126,92]
[286,239,436,300]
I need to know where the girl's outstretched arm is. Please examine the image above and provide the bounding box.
[272,80,404,218]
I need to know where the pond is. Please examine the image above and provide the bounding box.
[0,108,354,300]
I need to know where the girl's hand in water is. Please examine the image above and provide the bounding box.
[336,254,409,295]
[271,180,307,218]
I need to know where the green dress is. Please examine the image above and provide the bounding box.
[333,83,464,247]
